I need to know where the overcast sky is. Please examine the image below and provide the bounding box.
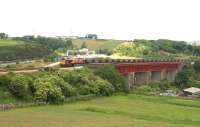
[0,0,200,41]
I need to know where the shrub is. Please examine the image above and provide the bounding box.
[132,85,153,95]
[78,85,91,95]
[95,65,126,91]
[33,76,65,104]
[8,74,29,98]
[94,78,115,96]
[60,82,77,97]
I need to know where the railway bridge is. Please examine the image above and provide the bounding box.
[85,59,187,88]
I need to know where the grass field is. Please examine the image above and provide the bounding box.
[72,39,123,50]
[0,94,200,127]
[0,39,25,47]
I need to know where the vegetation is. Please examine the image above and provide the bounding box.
[18,36,73,50]
[132,80,179,95]
[0,34,73,61]
[0,94,200,127]
[95,65,127,91]
[175,61,200,88]
[0,66,125,104]
[113,39,200,59]
[0,33,8,39]
[72,38,123,55]
[0,43,51,61]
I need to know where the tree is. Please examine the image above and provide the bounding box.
[193,61,200,72]
[33,75,65,104]
[8,74,29,98]
[95,65,126,91]
[0,33,8,39]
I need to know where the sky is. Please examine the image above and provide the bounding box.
[0,0,200,42]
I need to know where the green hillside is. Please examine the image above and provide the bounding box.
[0,39,25,47]
[72,39,123,50]
[0,39,52,61]
[113,39,200,60]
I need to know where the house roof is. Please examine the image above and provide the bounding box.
[183,87,200,93]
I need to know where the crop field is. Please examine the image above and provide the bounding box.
[72,39,123,50]
[0,94,200,127]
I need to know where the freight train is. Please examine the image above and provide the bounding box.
[60,57,85,67]
[59,57,186,67]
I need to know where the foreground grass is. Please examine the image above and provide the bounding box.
[0,94,200,127]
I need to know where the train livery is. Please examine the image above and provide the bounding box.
[60,58,85,67]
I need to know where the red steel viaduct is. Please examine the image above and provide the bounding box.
[86,59,188,88]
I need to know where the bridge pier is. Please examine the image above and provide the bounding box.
[151,71,162,82]
[166,70,177,82]
[127,71,152,88]
[126,69,178,88]
[126,72,135,89]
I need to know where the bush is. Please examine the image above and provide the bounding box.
[0,68,123,104]
[94,78,115,96]
[8,74,29,99]
[95,65,126,91]
[132,85,153,95]
[33,76,65,104]
[61,82,77,97]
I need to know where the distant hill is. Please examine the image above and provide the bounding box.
[0,39,52,61]
[1,37,200,61]
[72,39,123,50]
[113,39,200,60]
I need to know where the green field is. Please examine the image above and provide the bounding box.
[0,39,25,47]
[72,39,123,50]
[0,94,200,127]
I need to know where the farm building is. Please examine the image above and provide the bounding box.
[183,87,200,97]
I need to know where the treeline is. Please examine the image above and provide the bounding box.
[14,36,73,50]
[0,66,126,104]
[0,43,51,61]
[114,39,200,59]
[134,39,200,56]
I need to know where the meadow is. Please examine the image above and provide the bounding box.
[0,94,200,127]
[0,39,25,47]
[72,39,123,50]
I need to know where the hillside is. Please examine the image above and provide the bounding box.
[0,39,52,61]
[1,37,200,61]
[0,39,25,47]
[113,39,200,60]
[1,94,200,127]
[72,39,123,50]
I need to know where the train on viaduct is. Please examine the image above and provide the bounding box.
[60,58,188,88]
